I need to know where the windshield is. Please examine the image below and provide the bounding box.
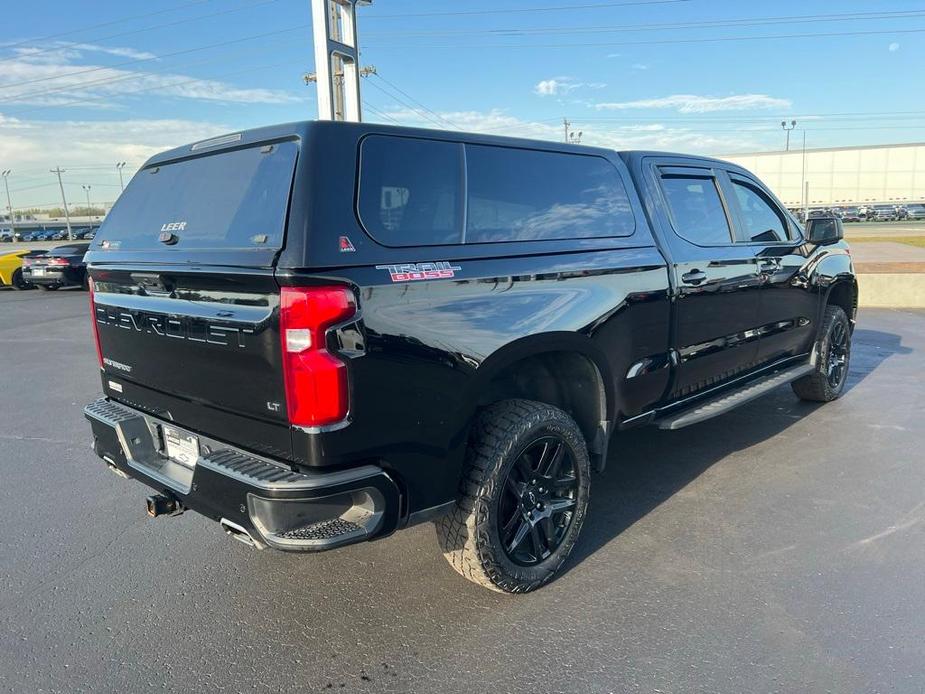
[95,141,298,252]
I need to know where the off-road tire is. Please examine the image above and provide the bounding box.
[792,305,851,402]
[436,399,590,594]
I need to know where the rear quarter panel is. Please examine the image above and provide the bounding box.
[287,246,670,513]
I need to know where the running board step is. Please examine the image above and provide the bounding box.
[655,363,815,431]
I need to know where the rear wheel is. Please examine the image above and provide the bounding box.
[10,268,32,290]
[792,305,851,402]
[436,399,590,593]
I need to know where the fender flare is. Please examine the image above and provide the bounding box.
[459,331,617,470]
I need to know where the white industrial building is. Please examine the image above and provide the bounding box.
[718,142,925,208]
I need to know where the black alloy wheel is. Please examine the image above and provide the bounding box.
[826,317,849,390]
[498,436,579,566]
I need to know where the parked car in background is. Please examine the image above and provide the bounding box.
[22,242,89,290]
[869,205,897,222]
[0,249,38,289]
[1,249,48,289]
[1,229,14,242]
[904,203,925,220]
[807,209,829,220]
[839,206,861,222]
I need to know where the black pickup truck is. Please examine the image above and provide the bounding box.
[83,121,856,593]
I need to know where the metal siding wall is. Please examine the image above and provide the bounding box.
[718,144,925,206]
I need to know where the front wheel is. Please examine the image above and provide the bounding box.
[792,305,851,402]
[436,399,591,593]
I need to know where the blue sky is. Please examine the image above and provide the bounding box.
[1,0,922,208]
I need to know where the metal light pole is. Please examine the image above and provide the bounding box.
[50,167,73,240]
[562,118,582,144]
[1,170,14,237]
[82,184,92,222]
[116,162,127,191]
[800,130,807,221]
[781,119,797,151]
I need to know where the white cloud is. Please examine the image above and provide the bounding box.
[594,93,791,113]
[631,63,648,71]
[0,115,233,206]
[534,76,605,97]
[0,42,300,107]
[368,107,768,155]
[889,42,901,52]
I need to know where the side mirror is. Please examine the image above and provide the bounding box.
[805,215,843,244]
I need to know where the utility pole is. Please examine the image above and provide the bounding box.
[82,184,92,221]
[781,119,796,151]
[1,170,14,237]
[310,0,372,122]
[116,162,127,191]
[50,167,73,240]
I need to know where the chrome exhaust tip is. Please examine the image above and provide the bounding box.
[220,518,265,549]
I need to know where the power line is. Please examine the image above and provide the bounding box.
[364,26,925,50]
[373,74,461,130]
[364,9,925,38]
[1,0,213,53]
[368,0,693,19]
[362,78,450,130]
[0,0,281,67]
[3,57,305,117]
[2,35,305,106]
[362,101,403,125]
[0,23,309,93]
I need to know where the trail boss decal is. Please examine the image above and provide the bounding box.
[375,262,462,282]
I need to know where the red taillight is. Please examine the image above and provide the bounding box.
[279,286,357,428]
[47,257,69,266]
[88,278,103,368]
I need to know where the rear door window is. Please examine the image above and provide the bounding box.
[659,173,733,245]
[464,145,634,242]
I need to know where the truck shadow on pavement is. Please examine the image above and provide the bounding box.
[563,328,911,572]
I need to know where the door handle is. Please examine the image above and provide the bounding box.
[681,269,707,285]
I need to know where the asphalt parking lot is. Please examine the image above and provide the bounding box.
[1,289,923,694]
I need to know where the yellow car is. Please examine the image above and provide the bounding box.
[0,249,36,290]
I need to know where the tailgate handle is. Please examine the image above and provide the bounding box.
[131,273,173,295]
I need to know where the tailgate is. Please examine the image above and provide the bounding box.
[86,137,300,455]
[92,268,286,427]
